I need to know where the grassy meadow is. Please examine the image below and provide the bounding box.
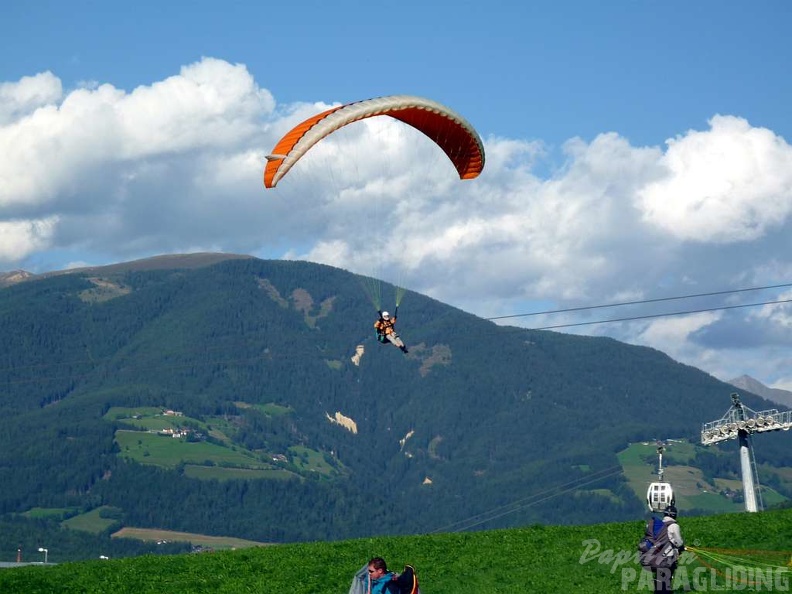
[0,509,789,593]
[105,406,341,482]
[617,441,789,513]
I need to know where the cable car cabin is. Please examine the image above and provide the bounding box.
[647,482,675,513]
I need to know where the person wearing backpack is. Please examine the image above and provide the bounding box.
[366,557,400,594]
[638,505,685,593]
[345,557,400,594]
[348,558,420,594]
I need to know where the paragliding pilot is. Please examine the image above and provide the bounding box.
[375,308,408,353]
[639,505,685,594]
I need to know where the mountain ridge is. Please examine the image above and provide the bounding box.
[0,252,253,287]
[0,253,790,558]
[728,374,792,408]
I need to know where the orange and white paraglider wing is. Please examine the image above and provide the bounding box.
[263,95,485,188]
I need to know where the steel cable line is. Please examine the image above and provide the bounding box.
[532,297,792,331]
[0,298,787,389]
[2,283,791,388]
[486,282,792,322]
[428,465,624,534]
[452,467,625,532]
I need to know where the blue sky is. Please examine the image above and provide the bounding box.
[6,1,791,145]
[3,1,792,393]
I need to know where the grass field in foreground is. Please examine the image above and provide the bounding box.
[0,508,789,593]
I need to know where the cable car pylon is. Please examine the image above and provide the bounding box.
[701,392,792,512]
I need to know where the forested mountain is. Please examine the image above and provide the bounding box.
[1,254,790,560]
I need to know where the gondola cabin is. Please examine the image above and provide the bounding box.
[646,481,675,513]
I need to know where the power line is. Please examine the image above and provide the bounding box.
[532,297,792,331]
[428,465,624,534]
[3,283,791,388]
[486,282,792,321]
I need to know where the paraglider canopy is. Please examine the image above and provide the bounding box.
[261,94,485,316]
[263,95,485,188]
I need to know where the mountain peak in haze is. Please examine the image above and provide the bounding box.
[0,252,252,288]
[0,269,35,287]
[728,375,792,408]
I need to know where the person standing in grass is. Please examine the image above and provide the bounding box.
[349,557,418,594]
[366,557,400,594]
[349,557,399,594]
[640,505,685,594]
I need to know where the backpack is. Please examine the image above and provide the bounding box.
[639,518,680,569]
[394,565,421,594]
[638,516,663,554]
[348,564,421,594]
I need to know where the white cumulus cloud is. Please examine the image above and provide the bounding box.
[0,218,58,263]
[638,115,792,242]
[2,59,792,389]
[0,71,62,125]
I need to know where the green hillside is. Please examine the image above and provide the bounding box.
[0,509,790,593]
[1,254,791,560]
[618,440,790,514]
